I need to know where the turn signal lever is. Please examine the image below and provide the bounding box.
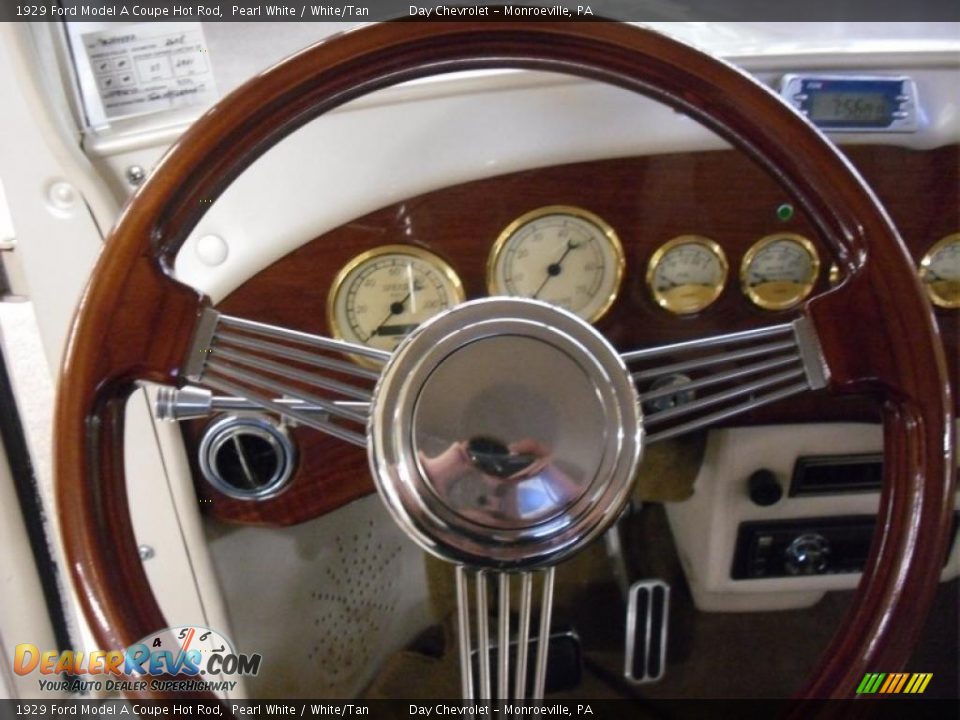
[154,385,368,422]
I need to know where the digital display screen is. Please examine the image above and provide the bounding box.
[809,91,891,126]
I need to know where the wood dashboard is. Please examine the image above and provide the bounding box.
[183,144,959,525]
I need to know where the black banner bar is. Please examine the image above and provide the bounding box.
[2,699,960,720]
[0,0,958,22]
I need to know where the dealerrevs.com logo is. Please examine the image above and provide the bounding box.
[14,626,261,694]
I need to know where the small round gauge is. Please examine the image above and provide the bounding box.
[487,206,625,323]
[919,233,960,309]
[327,245,465,358]
[741,233,821,311]
[647,235,728,315]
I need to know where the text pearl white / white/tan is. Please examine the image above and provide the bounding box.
[195,234,229,266]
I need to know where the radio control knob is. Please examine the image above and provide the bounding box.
[747,469,783,506]
[784,533,831,575]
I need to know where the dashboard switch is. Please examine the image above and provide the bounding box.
[747,469,783,506]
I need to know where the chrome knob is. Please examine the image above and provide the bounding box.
[784,533,831,575]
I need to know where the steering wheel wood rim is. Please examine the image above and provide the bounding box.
[56,20,954,700]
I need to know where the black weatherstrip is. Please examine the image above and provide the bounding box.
[0,347,74,655]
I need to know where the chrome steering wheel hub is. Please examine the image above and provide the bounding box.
[368,297,643,569]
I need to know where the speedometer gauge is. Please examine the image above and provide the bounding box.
[487,206,625,323]
[741,233,821,311]
[647,235,728,315]
[327,245,465,361]
[919,233,960,309]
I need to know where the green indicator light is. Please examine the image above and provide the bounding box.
[777,203,794,222]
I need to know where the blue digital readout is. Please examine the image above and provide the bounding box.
[781,75,919,133]
[798,78,906,130]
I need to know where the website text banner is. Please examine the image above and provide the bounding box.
[2,0,959,23]
[3,699,960,720]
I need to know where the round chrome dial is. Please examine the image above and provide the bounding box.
[741,233,821,311]
[647,235,728,315]
[487,206,625,323]
[919,233,960,309]
[784,533,831,576]
[328,245,465,358]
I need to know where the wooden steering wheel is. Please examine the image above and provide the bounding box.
[56,21,954,700]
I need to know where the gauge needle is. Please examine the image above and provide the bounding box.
[533,238,582,299]
[367,274,427,342]
[368,292,411,342]
[407,263,418,314]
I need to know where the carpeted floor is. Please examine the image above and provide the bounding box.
[365,503,958,700]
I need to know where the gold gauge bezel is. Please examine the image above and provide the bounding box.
[486,205,626,324]
[918,232,960,309]
[646,235,729,315]
[740,233,821,311]
[326,244,466,365]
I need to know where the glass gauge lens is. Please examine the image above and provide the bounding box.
[741,233,821,311]
[487,206,625,323]
[327,245,465,359]
[919,233,960,309]
[647,235,728,315]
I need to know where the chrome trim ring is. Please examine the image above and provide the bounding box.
[198,415,296,500]
[368,297,643,569]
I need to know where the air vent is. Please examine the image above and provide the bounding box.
[198,415,296,500]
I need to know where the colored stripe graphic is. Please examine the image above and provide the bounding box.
[892,673,910,693]
[908,673,933,693]
[857,673,885,694]
[858,672,932,694]
[881,673,908,693]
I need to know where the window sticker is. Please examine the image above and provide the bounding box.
[80,22,218,122]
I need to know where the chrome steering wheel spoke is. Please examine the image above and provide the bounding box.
[455,566,556,702]
[179,307,386,447]
[622,317,828,443]
[175,301,828,704]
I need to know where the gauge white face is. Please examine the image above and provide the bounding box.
[328,246,465,356]
[648,236,728,314]
[487,207,624,323]
[742,234,820,310]
[920,233,960,309]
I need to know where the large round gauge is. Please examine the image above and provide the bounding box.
[741,233,821,311]
[486,205,625,323]
[919,233,960,309]
[327,245,465,358]
[647,235,728,315]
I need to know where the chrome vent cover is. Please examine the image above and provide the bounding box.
[198,415,296,500]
